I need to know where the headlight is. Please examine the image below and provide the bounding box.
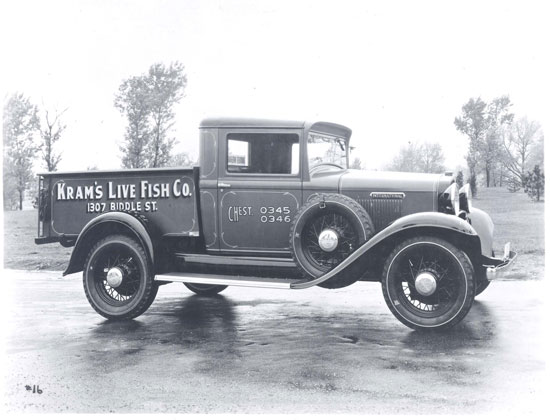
[459,183,473,213]
[440,183,460,215]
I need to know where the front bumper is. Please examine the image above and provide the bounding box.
[483,242,518,281]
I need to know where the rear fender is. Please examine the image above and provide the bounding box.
[63,212,154,276]
[291,212,479,289]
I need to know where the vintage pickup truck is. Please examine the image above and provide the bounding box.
[35,118,516,330]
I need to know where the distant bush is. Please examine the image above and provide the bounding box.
[507,176,522,193]
[524,165,544,201]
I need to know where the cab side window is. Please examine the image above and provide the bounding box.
[227,133,299,175]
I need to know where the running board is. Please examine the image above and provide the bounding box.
[154,272,301,289]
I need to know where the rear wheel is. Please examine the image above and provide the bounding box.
[83,235,158,319]
[184,283,228,296]
[381,236,475,331]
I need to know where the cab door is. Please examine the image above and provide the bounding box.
[217,128,302,255]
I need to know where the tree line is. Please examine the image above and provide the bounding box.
[455,95,544,200]
[3,94,66,210]
[3,71,545,210]
[384,95,544,201]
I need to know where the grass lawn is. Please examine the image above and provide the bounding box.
[2,187,545,280]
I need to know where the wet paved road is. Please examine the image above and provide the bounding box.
[2,269,546,414]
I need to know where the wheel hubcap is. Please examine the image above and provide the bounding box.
[415,271,437,296]
[106,267,124,288]
[318,229,339,252]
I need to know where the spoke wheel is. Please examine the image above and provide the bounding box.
[382,236,474,330]
[290,194,374,288]
[83,235,158,319]
[302,211,360,271]
[475,277,491,296]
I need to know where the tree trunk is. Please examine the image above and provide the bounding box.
[486,166,490,187]
[19,190,23,210]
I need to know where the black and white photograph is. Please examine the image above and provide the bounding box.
[1,0,547,415]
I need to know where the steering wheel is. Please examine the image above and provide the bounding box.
[309,162,345,173]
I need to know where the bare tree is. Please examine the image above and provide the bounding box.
[387,141,445,173]
[39,106,67,171]
[168,151,197,167]
[501,117,543,188]
[3,93,39,210]
[418,142,445,173]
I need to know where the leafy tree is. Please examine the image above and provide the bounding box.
[387,141,445,173]
[524,165,544,201]
[39,107,67,171]
[3,93,39,210]
[456,170,464,188]
[146,62,187,168]
[115,62,187,168]
[114,76,152,168]
[454,96,514,187]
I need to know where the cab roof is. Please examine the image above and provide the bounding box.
[199,117,352,140]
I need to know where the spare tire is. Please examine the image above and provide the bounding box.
[289,194,374,288]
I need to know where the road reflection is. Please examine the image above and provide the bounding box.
[401,301,497,351]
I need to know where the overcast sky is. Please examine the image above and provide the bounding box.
[1,0,548,172]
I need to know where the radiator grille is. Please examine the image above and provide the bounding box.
[357,198,402,231]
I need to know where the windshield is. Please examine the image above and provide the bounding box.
[307,131,348,169]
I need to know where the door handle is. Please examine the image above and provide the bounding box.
[218,182,231,188]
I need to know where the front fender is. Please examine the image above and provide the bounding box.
[64,212,154,276]
[291,212,478,289]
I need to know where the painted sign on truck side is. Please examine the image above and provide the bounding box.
[45,169,199,237]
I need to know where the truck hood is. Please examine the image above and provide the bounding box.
[339,169,451,194]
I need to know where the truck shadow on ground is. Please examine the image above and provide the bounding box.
[90,296,497,357]
[84,296,501,392]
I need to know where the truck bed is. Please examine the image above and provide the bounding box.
[36,167,200,243]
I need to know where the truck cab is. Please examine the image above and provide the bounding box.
[199,118,352,254]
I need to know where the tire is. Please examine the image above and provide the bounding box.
[475,277,491,296]
[290,194,374,288]
[184,283,228,296]
[83,234,158,320]
[381,236,475,331]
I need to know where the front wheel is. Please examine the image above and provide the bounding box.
[475,277,491,296]
[83,234,158,319]
[381,236,475,331]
